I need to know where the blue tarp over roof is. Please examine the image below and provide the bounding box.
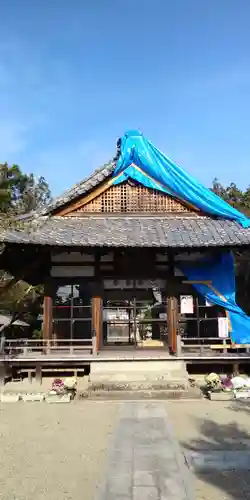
[113,130,250,228]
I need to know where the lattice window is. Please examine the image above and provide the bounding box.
[72,183,196,214]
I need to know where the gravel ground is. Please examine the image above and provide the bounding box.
[0,401,121,500]
[166,400,250,500]
[2,398,250,500]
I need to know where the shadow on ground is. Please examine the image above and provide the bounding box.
[180,401,250,500]
[230,399,250,416]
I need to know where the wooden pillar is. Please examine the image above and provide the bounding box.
[167,254,178,354]
[168,296,178,354]
[92,252,103,353]
[92,296,102,353]
[92,276,103,353]
[43,283,53,341]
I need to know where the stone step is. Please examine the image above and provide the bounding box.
[88,379,189,391]
[89,360,189,393]
[90,360,187,376]
[89,371,188,382]
[85,387,202,400]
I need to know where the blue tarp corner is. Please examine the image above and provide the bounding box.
[179,252,250,345]
[113,130,250,228]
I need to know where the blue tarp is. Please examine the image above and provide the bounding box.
[179,252,250,344]
[113,130,250,228]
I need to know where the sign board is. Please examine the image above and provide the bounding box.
[218,317,229,338]
[103,309,129,321]
[103,279,166,290]
[159,313,167,320]
[180,295,194,314]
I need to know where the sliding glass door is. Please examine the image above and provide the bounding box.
[52,283,92,346]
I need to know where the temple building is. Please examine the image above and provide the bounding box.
[1,130,250,371]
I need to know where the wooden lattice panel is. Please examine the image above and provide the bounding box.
[71,183,196,214]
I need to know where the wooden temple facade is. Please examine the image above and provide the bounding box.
[2,146,250,366]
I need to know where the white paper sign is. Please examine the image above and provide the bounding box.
[159,313,167,320]
[218,317,229,338]
[180,295,194,314]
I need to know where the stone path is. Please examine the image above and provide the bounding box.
[96,402,193,500]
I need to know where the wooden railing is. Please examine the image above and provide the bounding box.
[1,335,249,359]
[180,336,250,356]
[0,337,95,358]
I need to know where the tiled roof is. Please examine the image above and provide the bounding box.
[36,161,115,216]
[1,215,250,248]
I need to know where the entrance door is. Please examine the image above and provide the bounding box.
[102,280,168,348]
[52,283,92,351]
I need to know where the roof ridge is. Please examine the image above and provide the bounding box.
[35,159,116,217]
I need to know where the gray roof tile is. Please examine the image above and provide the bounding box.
[1,215,250,248]
[36,161,115,216]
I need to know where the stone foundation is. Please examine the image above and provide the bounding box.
[88,360,190,396]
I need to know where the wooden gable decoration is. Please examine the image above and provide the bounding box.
[57,178,199,216]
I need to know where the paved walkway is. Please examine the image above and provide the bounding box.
[96,402,193,500]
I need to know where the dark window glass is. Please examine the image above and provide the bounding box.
[72,320,92,340]
[53,320,71,339]
[72,306,92,319]
[53,306,71,319]
[52,284,92,339]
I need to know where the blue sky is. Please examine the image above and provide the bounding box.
[1,1,250,195]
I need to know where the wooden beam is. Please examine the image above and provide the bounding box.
[182,280,212,285]
[56,173,122,216]
[57,179,113,215]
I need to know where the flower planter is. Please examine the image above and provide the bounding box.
[22,393,45,402]
[208,391,233,401]
[234,390,250,399]
[0,393,20,403]
[45,393,71,404]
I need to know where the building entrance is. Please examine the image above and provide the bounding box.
[102,279,168,348]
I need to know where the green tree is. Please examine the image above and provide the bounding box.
[14,173,51,214]
[212,178,250,216]
[0,163,24,213]
[0,163,51,342]
[0,163,51,215]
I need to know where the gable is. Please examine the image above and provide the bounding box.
[38,130,249,228]
[56,179,199,216]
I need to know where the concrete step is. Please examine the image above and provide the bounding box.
[89,360,189,392]
[88,380,189,391]
[84,387,202,400]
